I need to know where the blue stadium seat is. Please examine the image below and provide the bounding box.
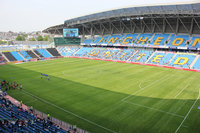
[167,34,189,47]
[19,51,32,60]
[36,49,52,58]
[130,49,153,63]
[10,51,24,61]
[192,56,200,70]
[168,54,196,68]
[149,34,170,46]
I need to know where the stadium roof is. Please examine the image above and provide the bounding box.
[43,2,200,35]
[64,2,200,26]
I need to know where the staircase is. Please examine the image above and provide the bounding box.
[145,51,156,63]
[33,50,44,58]
[190,55,199,68]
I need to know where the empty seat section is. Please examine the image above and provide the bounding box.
[87,47,107,58]
[192,56,200,70]
[57,47,80,56]
[94,35,110,44]
[10,51,24,61]
[46,48,61,56]
[83,39,93,44]
[19,51,32,60]
[33,50,44,57]
[149,34,170,46]
[121,34,138,45]
[74,47,93,57]
[36,49,52,58]
[101,49,120,59]
[135,34,153,45]
[167,34,189,47]
[114,49,137,61]
[188,36,200,48]
[130,50,153,63]
[147,52,167,65]
[26,50,38,58]
[106,34,124,45]
[168,54,196,68]
[2,52,17,62]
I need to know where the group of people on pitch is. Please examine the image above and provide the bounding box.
[1,80,22,91]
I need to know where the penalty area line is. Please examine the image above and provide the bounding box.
[21,90,117,133]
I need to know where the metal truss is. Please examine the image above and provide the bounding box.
[43,15,200,36]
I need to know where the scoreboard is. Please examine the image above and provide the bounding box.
[63,28,79,38]
[54,37,81,46]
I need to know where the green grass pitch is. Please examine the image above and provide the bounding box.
[0,57,200,133]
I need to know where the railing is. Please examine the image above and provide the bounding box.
[3,93,89,133]
[33,109,89,133]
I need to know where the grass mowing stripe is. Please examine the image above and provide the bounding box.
[123,100,184,118]
[21,90,117,133]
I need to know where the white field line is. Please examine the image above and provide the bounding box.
[121,72,170,102]
[174,84,190,98]
[175,92,199,133]
[174,77,194,99]
[123,101,184,118]
[22,90,117,133]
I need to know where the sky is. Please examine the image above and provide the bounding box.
[0,0,198,32]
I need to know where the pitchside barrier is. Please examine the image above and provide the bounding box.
[33,109,89,133]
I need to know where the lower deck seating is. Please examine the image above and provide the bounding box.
[46,48,61,57]
[36,49,52,58]
[3,52,17,62]
[147,52,174,65]
[114,49,137,61]
[10,52,24,61]
[0,94,69,133]
[57,47,80,56]
[168,54,196,69]
[130,50,154,63]
[26,51,38,58]
[33,50,44,58]
[19,51,32,60]
[192,56,200,70]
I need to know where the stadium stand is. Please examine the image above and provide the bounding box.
[57,47,80,56]
[10,52,24,61]
[36,49,52,58]
[167,34,190,47]
[168,53,196,69]
[19,51,32,60]
[46,48,61,57]
[130,49,154,63]
[0,93,70,133]
[26,51,38,58]
[192,55,200,69]
[33,50,44,58]
[149,34,170,46]
[3,52,17,62]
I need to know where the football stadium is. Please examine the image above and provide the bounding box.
[1,1,200,133]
